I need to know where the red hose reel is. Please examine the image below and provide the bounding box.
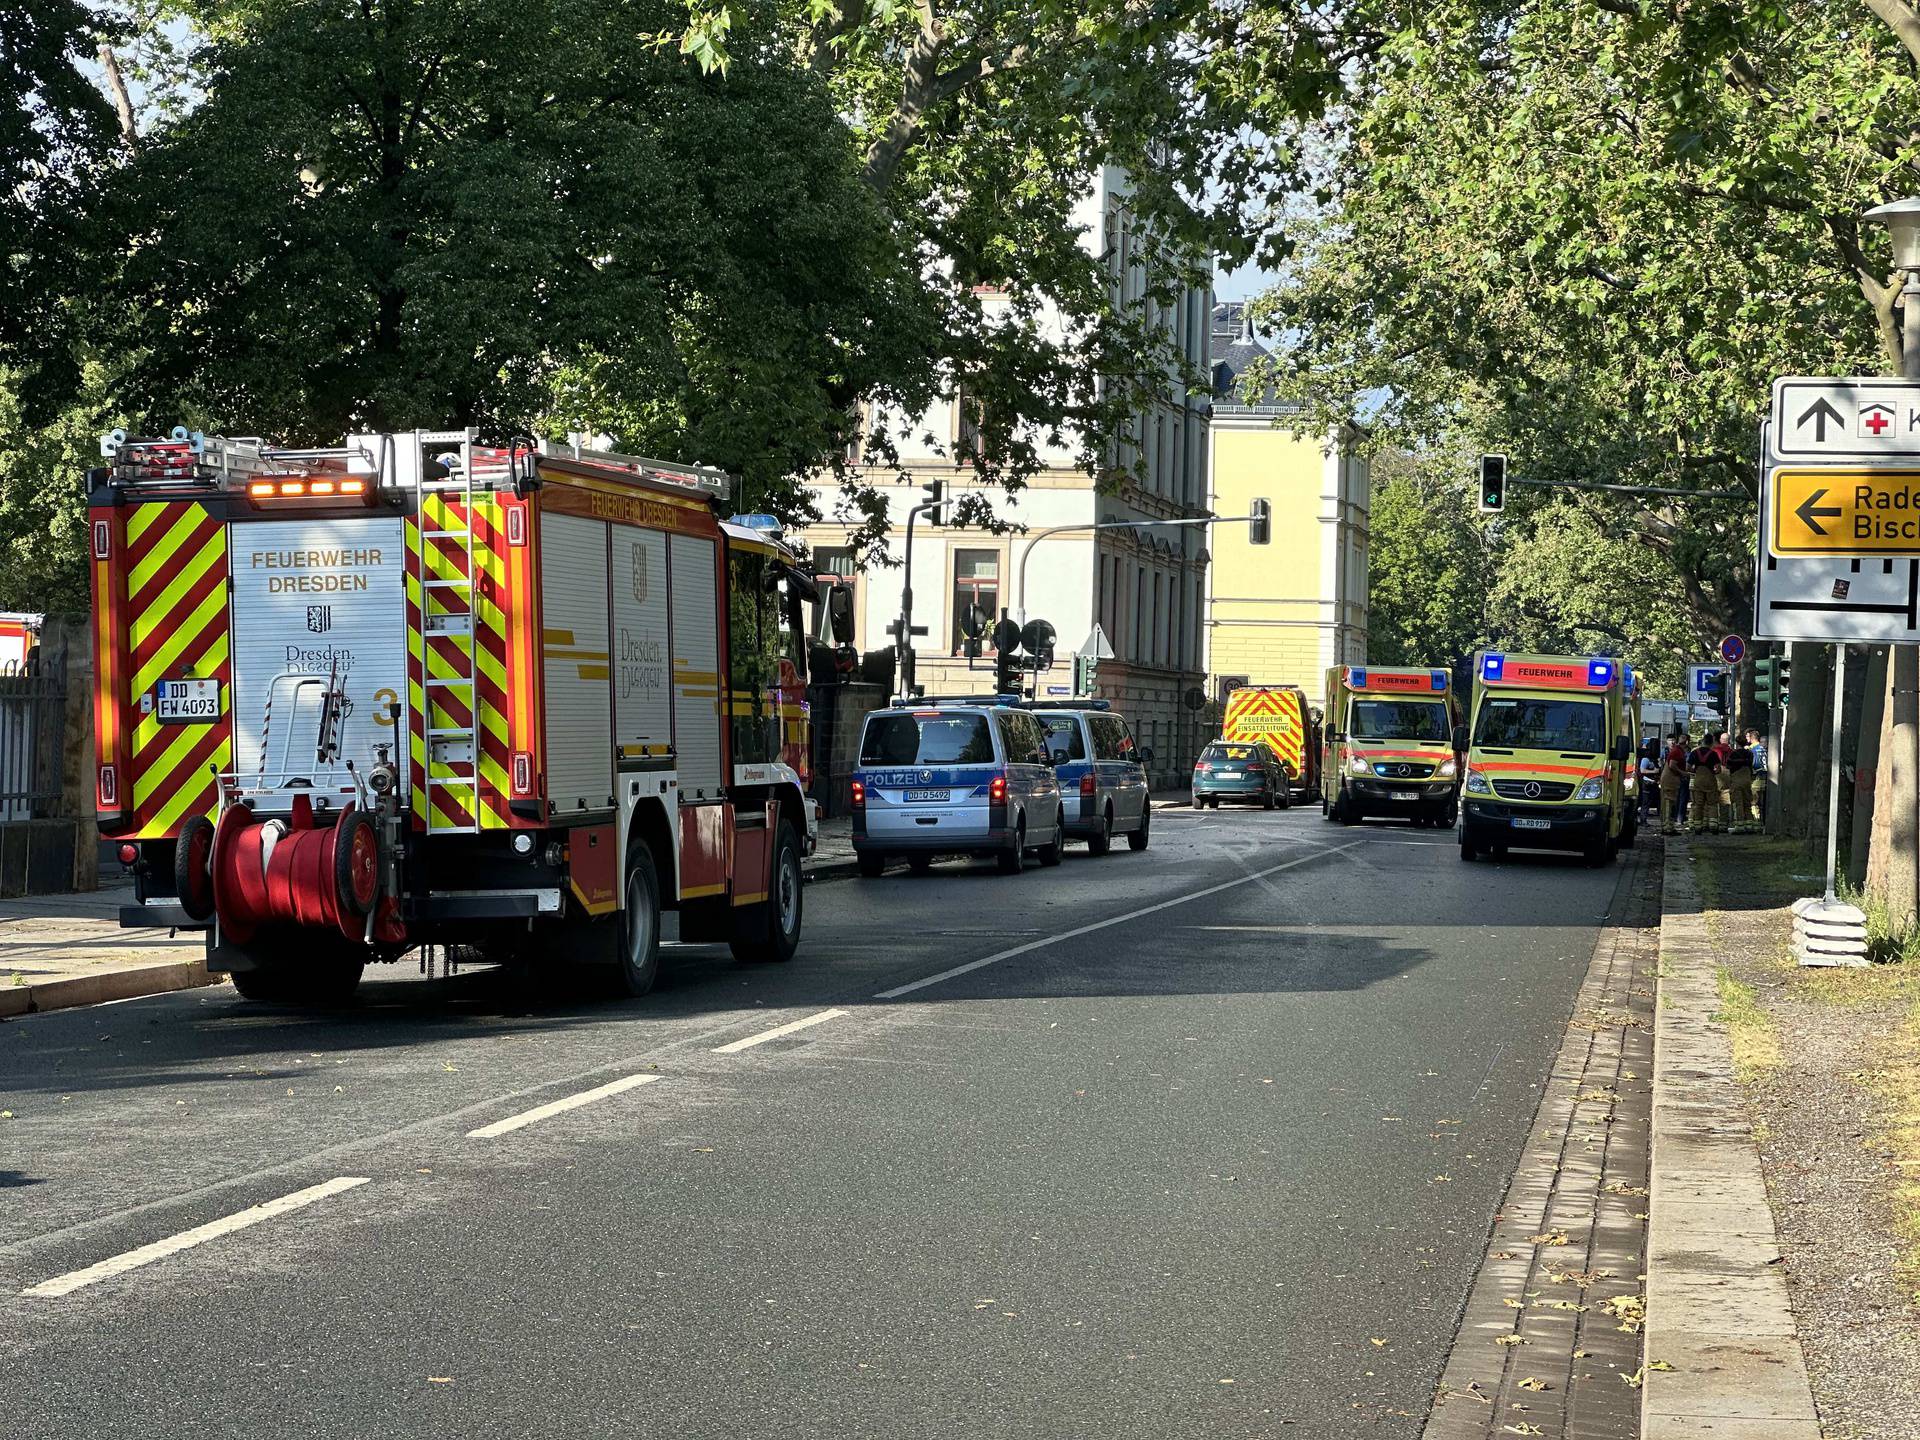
[200,795,385,944]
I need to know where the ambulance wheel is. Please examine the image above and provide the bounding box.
[614,846,662,996]
[1087,806,1113,855]
[998,822,1026,875]
[174,815,216,922]
[1128,803,1151,851]
[731,822,802,964]
[857,852,885,878]
[1459,834,1476,861]
[908,854,934,874]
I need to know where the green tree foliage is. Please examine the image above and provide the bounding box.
[84,0,942,517]
[1257,0,1917,655]
[1364,448,1491,672]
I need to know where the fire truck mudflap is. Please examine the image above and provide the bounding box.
[90,429,817,1005]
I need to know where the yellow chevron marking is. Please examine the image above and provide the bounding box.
[145,740,230,836]
[126,508,208,602]
[125,501,175,547]
[128,530,225,651]
[131,718,217,808]
[132,585,229,697]
[425,647,473,685]
[542,628,577,646]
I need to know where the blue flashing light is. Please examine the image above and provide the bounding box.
[730,512,785,536]
[1430,671,1448,692]
[1480,653,1506,682]
[1350,667,1367,689]
[1587,658,1615,688]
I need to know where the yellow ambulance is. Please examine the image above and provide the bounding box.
[1459,652,1633,866]
[1318,665,1460,827]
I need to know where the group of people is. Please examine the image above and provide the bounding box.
[1637,729,1769,836]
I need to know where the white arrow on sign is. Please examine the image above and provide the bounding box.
[1769,376,1920,463]
[1077,624,1115,660]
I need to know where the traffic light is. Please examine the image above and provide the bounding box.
[1248,498,1271,545]
[993,615,1021,695]
[921,476,946,525]
[1706,669,1730,719]
[1073,653,1097,696]
[1754,655,1779,706]
[1478,454,1507,513]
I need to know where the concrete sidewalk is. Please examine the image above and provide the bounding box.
[1642,839,1821,1438]
[0,880,213,1019]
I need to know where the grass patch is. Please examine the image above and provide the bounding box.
[1714,966,1783,1080]
[1868,999,1920,1305]
[1837,876,1920,966]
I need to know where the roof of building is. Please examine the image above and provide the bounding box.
[1209,302,1293,409]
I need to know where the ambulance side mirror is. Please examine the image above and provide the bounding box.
[1452,723,1468,753]
[1611,735,1632,763]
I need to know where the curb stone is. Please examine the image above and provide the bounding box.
[1642,838,1821,1439]
[0,956,221,1020]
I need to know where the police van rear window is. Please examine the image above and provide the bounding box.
[861,713,995,766]
[1040,716,1087,761]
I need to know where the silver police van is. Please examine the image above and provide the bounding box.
[851,700,1065,876]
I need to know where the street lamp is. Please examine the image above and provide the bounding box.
[1864,196,1920,380]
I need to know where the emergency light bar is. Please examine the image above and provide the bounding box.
[1346,667,1447,694]
[245,478,370,501]
[1478,652,1619,690]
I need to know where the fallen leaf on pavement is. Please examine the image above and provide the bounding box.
[1369,1337,1387,1347]
[1517,1376,1550,1392]
[1495,1336,1527,1347]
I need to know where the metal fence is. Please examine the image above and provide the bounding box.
[0,657,67,824]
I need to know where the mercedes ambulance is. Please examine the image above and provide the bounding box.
[1319,665,1459,827]
[1459,651,1633,865]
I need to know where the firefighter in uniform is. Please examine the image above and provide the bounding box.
[1660,731,1688,835]
[1688,737,1723,834]
[1727,734,1757,832]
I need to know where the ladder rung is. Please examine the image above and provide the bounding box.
[426,676,474,687]
[427,726,477,738]
[424,578,471,588]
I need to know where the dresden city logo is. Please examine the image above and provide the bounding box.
[306,604,333,635]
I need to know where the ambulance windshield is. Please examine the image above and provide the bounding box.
[1474,697,1606,754]
[1349,699,1451,743]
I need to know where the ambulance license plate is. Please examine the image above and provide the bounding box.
[1512,816,1551,830]
[904,788,949,803]
[154,678,220,724]
[1390,790,1419,802]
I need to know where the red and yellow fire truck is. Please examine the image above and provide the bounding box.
[90,428,816,1001]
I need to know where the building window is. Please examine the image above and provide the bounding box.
[813,546,855,578]
[954,385,988,464]
[951,548,1000,654]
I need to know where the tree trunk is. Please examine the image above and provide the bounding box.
[1850,645,1888,887]
[1866,644,1919,925]
[1778,642,1832,842]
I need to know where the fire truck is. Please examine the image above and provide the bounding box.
[90,428,817,1001]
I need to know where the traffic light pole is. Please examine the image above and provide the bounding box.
[1012,514,1260,624]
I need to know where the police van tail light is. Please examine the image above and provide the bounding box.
[989,775,1007,805]
[850,780,865,809]
[1080,773,1096,797]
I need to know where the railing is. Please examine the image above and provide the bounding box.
[0,657,67,824]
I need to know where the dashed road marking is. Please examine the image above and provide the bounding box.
[712,1008,849,1054]
[873,840,1366,998]
[22,1176,370,1298]
[466,1073,661,1139]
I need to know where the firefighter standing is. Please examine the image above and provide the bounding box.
[1660,730,1689,835]
[1728,733,1757,832]
[1688,736,1724,834]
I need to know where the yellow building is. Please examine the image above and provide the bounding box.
[1205,305,1369,711]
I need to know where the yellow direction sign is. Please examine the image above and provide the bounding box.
[1770,467,1920,556]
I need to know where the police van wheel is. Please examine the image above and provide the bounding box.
[998,824,1025,875]
[1087,807,1113,855]
[1128,804,1152,852]
[857,853,886,879]
[614,847,662,996]
[1038,823,1065,867]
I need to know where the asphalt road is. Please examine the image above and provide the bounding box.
[0,805,1636,1440]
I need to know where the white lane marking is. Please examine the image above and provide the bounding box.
[466,1073,660,1139]
[22,1177,369,1298]
[874,840,1366,999]
[711,1007,849,1054]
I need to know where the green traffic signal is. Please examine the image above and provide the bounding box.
[1478,454,1507,513]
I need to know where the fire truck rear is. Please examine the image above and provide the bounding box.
[91,428,816,1002]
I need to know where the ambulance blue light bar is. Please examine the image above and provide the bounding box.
[1480,652,1618,690]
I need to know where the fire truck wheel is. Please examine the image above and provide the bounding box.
[615,847,662,997]
[730,821,803,964]
[174,815,216,921]
[228,964,292,1001]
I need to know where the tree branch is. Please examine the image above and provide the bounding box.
[1826,213,1904,370]
[1865,0,1920,70]
[96,43,138,152]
